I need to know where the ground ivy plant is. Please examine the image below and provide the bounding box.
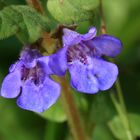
[0,0,139,140]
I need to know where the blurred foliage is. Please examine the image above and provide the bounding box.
[0,0,140,140]
[0,98,45,140]
[40,98,67,123]
[0,5,50,43]
[92,125,115,140]
[108,113,140,140]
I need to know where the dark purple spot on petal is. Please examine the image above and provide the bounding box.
[67,43,93,65]
[21,62,45,86]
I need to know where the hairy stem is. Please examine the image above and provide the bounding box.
[59,77,87,140]
[26,0,44,14]
[99,0,134,139]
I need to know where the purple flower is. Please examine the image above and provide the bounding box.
[1,47,60,113]
[49,27,122,94]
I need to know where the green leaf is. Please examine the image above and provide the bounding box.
[68,0,99,11]
[47,0,99,24]
[108,115,127,140]
[89,93,115,124]
[92,125,115,140]
[0,5,50,42]
[40,98,67,123]
[130,114,140,137]
[0,7,18,39]
[108,113,140,139]
[0,99,44,140]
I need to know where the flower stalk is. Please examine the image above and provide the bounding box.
[59,77,87,140]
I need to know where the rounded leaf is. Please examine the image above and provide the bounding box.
[47,0,93,23]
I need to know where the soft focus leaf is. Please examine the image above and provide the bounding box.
[68,0,99,11]
[92,125,115,140]
[72,90,88,112]
[108,113,140,139]
[0,98,44,140]
[0,5,50,42]
[47,0,99,23]
[108,115,127,140]
[89,92,115,124]
[130,114,140,137]
[40,98,67,123]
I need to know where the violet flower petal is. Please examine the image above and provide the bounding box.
[1,70,21,98]
[86,34,122,57]
[81,27,97,41]
[92,58,118,90]
[17,77,60,113]
[41,77,61,110]
[48,48,68,76]
[20,47,42,68]
[63,28,80,47]
[38,56,53,75]
[69,63,99,94]
[63,27,97,47]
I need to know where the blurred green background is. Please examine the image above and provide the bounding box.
[0,0,140,140]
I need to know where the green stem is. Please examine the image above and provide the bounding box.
[113,68,126,113]
[99,0,126,109]
[59,77,87,140]
[99,0,134,139]
[99,0,126,117]
[113,78,132,137]
[110,93,134,140]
